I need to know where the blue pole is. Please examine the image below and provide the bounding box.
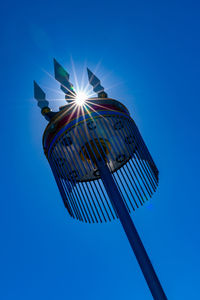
[97,160,167,300]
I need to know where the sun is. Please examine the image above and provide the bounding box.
[75,91,88,106]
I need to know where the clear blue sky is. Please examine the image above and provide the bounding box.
[1,0,200,299]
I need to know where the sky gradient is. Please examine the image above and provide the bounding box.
[1,0,200,299]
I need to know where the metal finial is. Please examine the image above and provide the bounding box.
[33,81,49,109]
[53,58,75,99]
[87,68,107,98]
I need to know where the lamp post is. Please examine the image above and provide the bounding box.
[34,59,167,299]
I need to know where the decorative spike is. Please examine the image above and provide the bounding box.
[33,81,49,109]
[53,58,75,98]
[54,58,69,83]
[87,68,107,98]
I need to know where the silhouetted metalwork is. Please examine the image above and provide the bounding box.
[87,68,107,98]
[54,58,75,98]
[34,59,167,300]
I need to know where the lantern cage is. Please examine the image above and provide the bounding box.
[43,98,158,223]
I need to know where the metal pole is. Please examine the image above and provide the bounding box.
[97,160,167,300]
